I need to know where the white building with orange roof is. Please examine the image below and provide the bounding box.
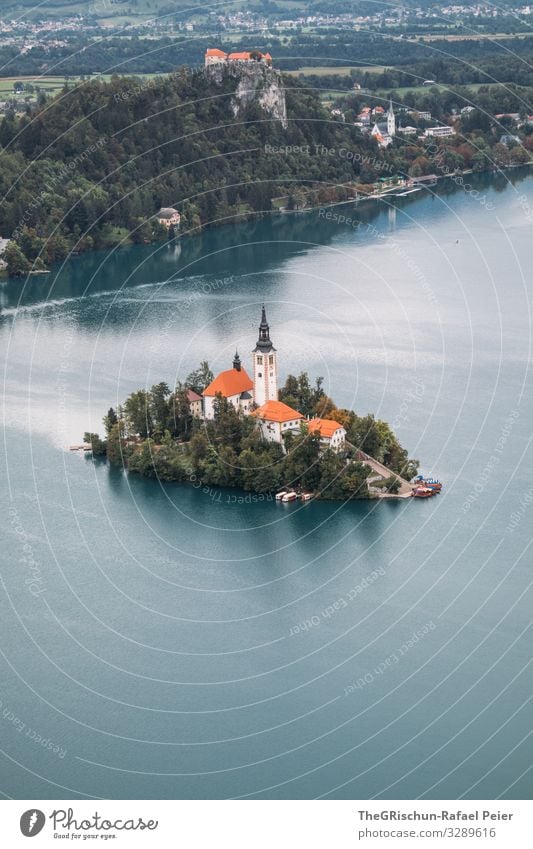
[202,352,254,420]
[307,418,346,452]
[251,400,304,444]
[205,48,227,66]
[205,48,272,67]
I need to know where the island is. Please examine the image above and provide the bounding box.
[84,307,423,502]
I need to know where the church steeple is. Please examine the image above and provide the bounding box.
[387,98,395,137]
[254,304,275,353]
[233,350,241,371]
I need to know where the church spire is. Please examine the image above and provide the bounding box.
[233,349,241,371]
[254,304,275,352]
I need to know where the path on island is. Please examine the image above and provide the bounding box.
[348,446,414,499]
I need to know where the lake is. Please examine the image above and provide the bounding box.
[1,171,532,799]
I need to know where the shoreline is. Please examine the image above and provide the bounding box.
[2,165,531,285]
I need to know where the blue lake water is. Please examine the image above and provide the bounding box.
[1,171,532,799]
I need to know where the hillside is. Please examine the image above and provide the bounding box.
[0,67,372,272]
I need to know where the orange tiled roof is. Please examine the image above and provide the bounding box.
[308,418,344,438]
[251,400,303,423]
[203,368,253,398]
[206,48,227,57]
[228,51,253,60]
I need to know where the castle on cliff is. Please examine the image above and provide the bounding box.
[205,48,273,67]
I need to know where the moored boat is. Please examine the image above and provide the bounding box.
[282,491,297,502]
[275,490,286,500]
[412,486,435,498]
[414,475,442,491]
[300,493,313,501]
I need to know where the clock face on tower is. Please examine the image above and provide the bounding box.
[252,305,278,406]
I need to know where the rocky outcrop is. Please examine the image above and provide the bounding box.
[205,61,288,129]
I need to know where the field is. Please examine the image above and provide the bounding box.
[286,64,390,77]
[0,72,165,97]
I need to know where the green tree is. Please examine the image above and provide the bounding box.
[186,361,214,394]
[3,241,30,277]
[124,389,152,438]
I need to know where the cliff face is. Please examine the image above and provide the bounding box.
[205,62,288,129]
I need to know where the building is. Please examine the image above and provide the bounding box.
[156,207,181,228]
[186,389,203,418]
[205,48,227,66]
[307,418,347,452]
[251,400,303,444]
[423,126,455,138]
[408,110,431,122]
[202,351,254,420]
[252,305,278,408]
[371,100,395,147]
[205,48,272,67]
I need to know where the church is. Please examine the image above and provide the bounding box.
[202,306,278,419]
[201,307,347,451]
[371,100,396,148]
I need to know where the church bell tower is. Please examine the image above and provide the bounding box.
[252,305,277,407]
[387,99,396,137]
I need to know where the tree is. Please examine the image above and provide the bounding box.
[3,241,30,277]
[186,361,214,394]
[83,431,106,456]
[123,389,152,438]
[103,407,118,436]
[105,421,129,466]
[149,382,170,435]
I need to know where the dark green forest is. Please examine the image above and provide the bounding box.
[1,65,531,277]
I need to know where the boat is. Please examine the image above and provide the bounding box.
[282,491,297,502]
[414,475,442,491]
[299,493,313,501]
[275,490,286,500]
[412,486,435,498]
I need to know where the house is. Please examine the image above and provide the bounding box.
[408,110,431,122]
[423,126,455,138]
[307,418,346,452]
[156,207,181,228]
[186,389,203,418]
[202,351,254,420]
[495,112,520,123]
[251,400,303,444]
